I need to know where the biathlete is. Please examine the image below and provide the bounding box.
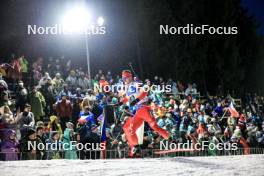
[118,70,170,157]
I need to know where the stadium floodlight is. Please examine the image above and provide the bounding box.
[61,6,91,33]
[61,5,93,86]
[61,5,105,86]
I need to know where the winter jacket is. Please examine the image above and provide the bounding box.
[17,112,35,138]
[56,100,72,118]
[20,137,43,160]
[63,128,78,159]
[29,91,46,119]
[0,130,19,161]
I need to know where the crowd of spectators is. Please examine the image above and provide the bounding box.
[0,55,264,160]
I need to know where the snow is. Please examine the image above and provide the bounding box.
[1,155,264,176]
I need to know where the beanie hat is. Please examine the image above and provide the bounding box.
[99,79,109,89]
[36,121,44,127]
[122,70,132,78]
[27,128,36,136]
[4,129,16,139]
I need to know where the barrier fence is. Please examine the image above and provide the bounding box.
[0,148,264,161]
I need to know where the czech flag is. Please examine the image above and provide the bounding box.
[228,102,239,118]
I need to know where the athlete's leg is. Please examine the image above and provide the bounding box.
[123,118,139,147]
[136,106,170,139]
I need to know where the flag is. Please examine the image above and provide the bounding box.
[228,102,239,118]
[78,112,96,127]
[97,113,104,122]
[100,110,107,159]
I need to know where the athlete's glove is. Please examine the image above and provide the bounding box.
[130,98,140,106]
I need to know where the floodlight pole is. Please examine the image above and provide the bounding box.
[85,34,91,88]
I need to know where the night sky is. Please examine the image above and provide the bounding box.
[242,0,264,35]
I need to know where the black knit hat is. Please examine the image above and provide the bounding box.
[27,128,36,136]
